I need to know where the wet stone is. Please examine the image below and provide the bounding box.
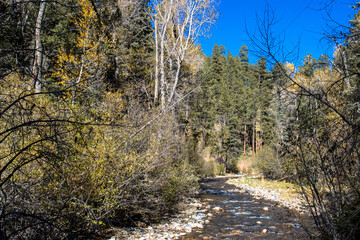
[115,177,315,239]
[179,177,314,240]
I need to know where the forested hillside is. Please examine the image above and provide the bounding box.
[1,0,360,239]
[0,0,216,238]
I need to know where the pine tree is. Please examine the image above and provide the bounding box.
[109,0,154,106]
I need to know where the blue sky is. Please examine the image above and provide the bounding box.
[198,0,356,65]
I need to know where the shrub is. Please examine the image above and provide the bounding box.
[199,160,216,177]
[215,164,225,175]
[226,158,239,173]
[254,145,285,180]
[0,89,200,239]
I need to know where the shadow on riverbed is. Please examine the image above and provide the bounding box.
[180,177,316,239]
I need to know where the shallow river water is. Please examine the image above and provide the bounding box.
[180,177,314,239]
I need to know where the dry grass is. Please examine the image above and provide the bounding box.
[236,156,256,175]
[229,176,303,203]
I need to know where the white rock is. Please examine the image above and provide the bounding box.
[213,207,223,212]
[191,223,204,228]
[190,202,202,208]
[185,225,192,233]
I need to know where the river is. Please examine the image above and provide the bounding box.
[180,177,314,239]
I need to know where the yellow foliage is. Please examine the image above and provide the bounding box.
[0,73,31,96]
[285,62,295,74]
[287,63,346,124]
[291,67,340,92]
[186,44,205,74]
[51,0,111,100]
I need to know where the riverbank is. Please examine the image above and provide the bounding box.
[107,175,313,239]
[227,176,307,212]
[107,198,209,240]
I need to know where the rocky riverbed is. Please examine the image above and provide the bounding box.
[108,176,315,239]
[227,177,307,212]
[109,198,210,240]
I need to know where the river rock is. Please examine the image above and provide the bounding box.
[191,222,204,228]
[190,202,202,208]
[195,213,206,221]
[213,207,223,212]
[227,178,307,212]
[185,224,192,233]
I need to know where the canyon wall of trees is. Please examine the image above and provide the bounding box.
[1,0,360,239]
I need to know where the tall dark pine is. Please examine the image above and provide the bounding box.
[114,0,154,106]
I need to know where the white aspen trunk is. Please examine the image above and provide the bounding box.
[160,34,166,111]
[158,0,173,111]
[341,48,351,89]
[154,18,159,104]
[72,57,84,106]
[167,1,195,104]
[154,0,217,108]
[115,56,120,83]
[168,57,182,103]
[32,0,46,93]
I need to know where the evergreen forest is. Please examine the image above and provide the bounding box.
[1,0,360,239]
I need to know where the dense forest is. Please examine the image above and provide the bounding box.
[1,0,360,239]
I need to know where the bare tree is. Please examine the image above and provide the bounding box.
[153,0,218,109]
[167,0,218,104]
[153,0,174,110]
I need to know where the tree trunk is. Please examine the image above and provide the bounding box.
[160,35,166,110]
[341,48,351,89]
[201,131,206,150]
[185,97,189,121]
[157,0,173,111]
[72,57,84,106]
[256,125,259,152]
[115,56,120,84]
[154,18,159,104]
[244,124,247,156]
[252,119,255,156]
[32,0,46,93]
[168,57,182,104]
